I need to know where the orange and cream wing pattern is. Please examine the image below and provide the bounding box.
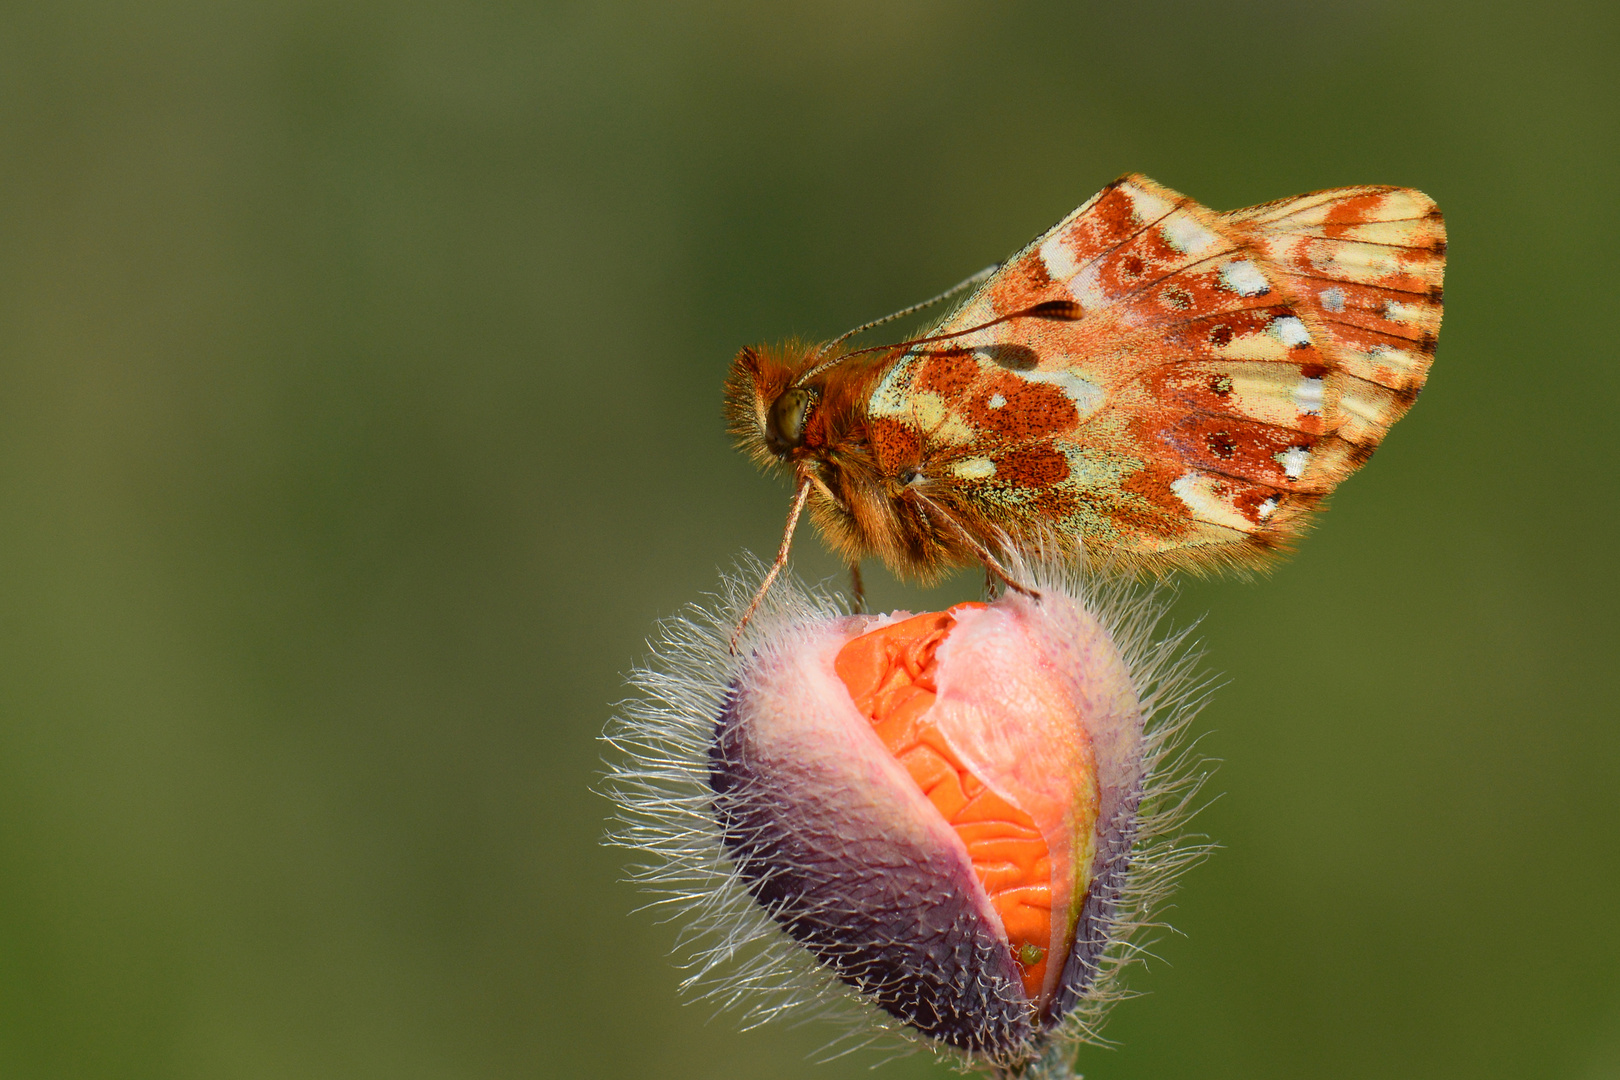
[1225,185,1445,449]
[863,174,1445,573]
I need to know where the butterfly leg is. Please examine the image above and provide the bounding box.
[849,562,866,613]
[730,472,814,653]
[909,489,1040,602]
[977,548,1040,601]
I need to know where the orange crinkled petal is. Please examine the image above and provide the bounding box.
[835,605,1054,999]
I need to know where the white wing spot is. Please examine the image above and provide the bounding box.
[1292,376,1324,415]
[868,357,916,418]
[1067,262,1110,311]
[1169,471,1251,531]
[988,392,1007,409]
[1160,214,1221,255]
[1383,299,1421,324]
[901,392,974,445]
[1274,446,1311,479]
[1219,260,1270,297]
[911,392,948,430]
[1256,496,1280,520]
[1122,182,1176,224]
[1039,233,1081,284]
[1271,315,1312,347]
[1169,473,1203,513]
[1019,368,1105,421]
[1366,343,1419,378]
[951,457,996,480]
[1319,286,1346,313]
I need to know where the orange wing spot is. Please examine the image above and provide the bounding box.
[994,444,1071,487]
[968,376,1079,442]
[916,350,981,398]
[1150,413,1323,491]
[835,606,1055,999]
[868,416,923,473]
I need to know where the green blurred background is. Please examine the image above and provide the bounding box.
[1,1,1616,1077]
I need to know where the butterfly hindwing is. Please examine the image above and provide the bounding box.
[1226,185,1445,448]
[867,175,1446,573]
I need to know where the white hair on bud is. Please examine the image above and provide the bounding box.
[601,551,1217,1074]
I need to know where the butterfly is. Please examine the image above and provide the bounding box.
[724,174,1445,637]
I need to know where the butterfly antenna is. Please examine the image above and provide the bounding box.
[796,264,997,385]
[797,298,1084,384]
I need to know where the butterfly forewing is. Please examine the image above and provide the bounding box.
[867,175,1446,573]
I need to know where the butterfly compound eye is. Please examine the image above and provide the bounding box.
[765,388,814,454]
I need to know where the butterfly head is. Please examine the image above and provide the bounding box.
[723,341,829,470]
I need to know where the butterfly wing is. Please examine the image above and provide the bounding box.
[865,175,1445,573]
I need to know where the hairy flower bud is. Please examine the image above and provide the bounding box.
[605,561,1210,1073]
